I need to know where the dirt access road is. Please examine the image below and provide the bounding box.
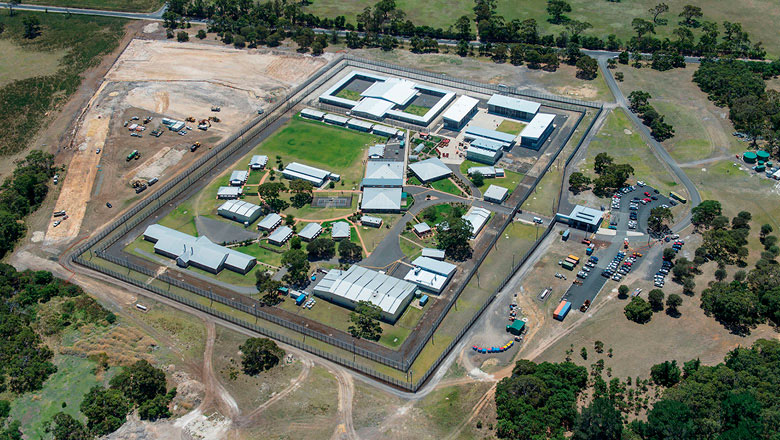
[43,39,329,248]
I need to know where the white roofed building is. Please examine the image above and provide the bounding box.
[217,186,242,199]
[218,199,262,224]
[361,187,402,212]
[462,207,491,238]
[442,95,479,129]
[331,221,351,240]
[249,155,269,170]
[483,185,509,203]
[404,256,457,293]
[268,226,293,246]
[487,94,540,121]
[368,144,386,159]
[519,113,556,150]
[230,170,248,186]
[283,162,332,187]
[422,248,445,260]
[300,108,325,120]
[298,222,323,241]
[466,146,502,165]
[258,213,283,231]
[408,157,452,182]
[361,215,383,227]
[313,265,418,323]
[556,205,604,232]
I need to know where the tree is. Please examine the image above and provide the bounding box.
[679,5,703,27]
[701,281,761,332]
[594,152,614,174]
[573,398,623,440]
[648,289,665,311]
[631,18,655,39]
[565,20,592,38]
[22,16,41,39]
[470,171,484,187]
[618,50,629,64]
[308,237,335,260]
[290,180,314,208]
[575,55,598,80]
[760,224,773,240]
[348,301,382,340]
[7,0,19,16]
[663,247,676,262]
[666,293,683,315]
[648,206,673,234]
[651,360,681,387]
[568,172,591,193]
[624,297,653,323]
[648,3,668,25]
[618,285,629,298]
[196,29,206,39]
[47,412,89,440]
[281,249,310,286]
[240,337,284,375]
[255,270,282,306]
[594,340,604,353]
[628,90,652,112]
[109,360,167,406]
[80,387,129,436]
[691,200,722,229]
[437,217,473,261]
[176,31,189,42]
[643,399,695,439]
[338,240,363,262]
[138,391,175,421]
[545,0,571,24]
[258,182,285,200]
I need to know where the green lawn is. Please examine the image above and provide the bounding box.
[246,170,265,185]
[233,242,285,268]
[0,12,126,155]
[158,201,198,236]
[460,160,524,194]
[10,356,100,439]
[407,175,422,185]
[335,88,362,101]
[403,104,431,117]
[430,178,465,197]
[358,214,401,253]
[0,40,65,87]
[399,235,424,260]
[26,0,163,12]
[496,119,526,135]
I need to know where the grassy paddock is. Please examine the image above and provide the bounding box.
[460,159,524,194]
[0,12,126,156]
[430,178,465,196]
[26,0,164,12]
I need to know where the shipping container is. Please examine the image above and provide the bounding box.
[295,293,306,305]
[586,247,594,255]
[553,301,571,321]
[419,295,429,306]
[561,261,575,271]
[564,257,578,265]
[562,230,570,241]
[567,255,580,263]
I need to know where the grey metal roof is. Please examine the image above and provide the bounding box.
[365,161,403,181]
[410,256,456,277]
[361,187,402,211]
[143,224,255,272]
[483,184,509,202]
[249,155,268,168]
[470,137,504,151]
[421,248,446,260]
[230,170,248,183]
[331,221,351,239]
[467,166,497,176]
[488,94,541,115]
[466,146,501,164]
[258,213,282,231]
[361,215,383,226]
[323,114,349,125]
[462,207,491,237]
[442,95,479,123]
[372,125,398,137]
[284,162,330,181]
[217,186,242,198]
[347,118,375,130]
[465,126,516,144]
[413,222,431,234]
[368,144,386,158]
[300,108,326,119]
[218,199,261,219]
[408,157,452,182]
[352,98,395,118]
[313,265,417,316]
[268,226,293,244]
[569,205,603,226]
[298,222,323,240]
[361,77,418,105]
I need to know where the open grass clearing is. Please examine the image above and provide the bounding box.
[212,325,304,411]
[460,159,524,194]
[496,119,526,135]
[399,235,424,260]
[0,12,126,155]
[418,382,494,438]
[0,40,65,87]
[402,104,431,117]
[157,201,198,236]
[358,213,401,253]
[233,242,285,268]
[430,177,466,197]
[335,88,362,101]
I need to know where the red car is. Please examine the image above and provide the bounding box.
[643,198,652,202]
[644,191,651,196]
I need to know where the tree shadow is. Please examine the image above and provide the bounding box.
[665,308,681,318]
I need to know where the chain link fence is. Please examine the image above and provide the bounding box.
[71,55,603,391]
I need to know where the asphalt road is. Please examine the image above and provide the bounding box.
[0,2,167,19]
[595,56,702,232]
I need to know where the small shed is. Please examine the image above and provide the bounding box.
[507,320,525,335]
[413,222,432,237]
[331,222,351,240]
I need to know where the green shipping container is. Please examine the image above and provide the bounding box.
[562,261,575,271]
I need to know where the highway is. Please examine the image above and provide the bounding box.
[0,2,167,19]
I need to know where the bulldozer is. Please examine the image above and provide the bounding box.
[208,116,220,123]
[198,119,210,131]
[211,106,221,112]
[185,116,196,123]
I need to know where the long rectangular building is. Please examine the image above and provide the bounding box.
[218,199,262,224]
[466,146,502,165]
[520,113,556,149]
[487,94,540,121]
[404,256,457,293]
[143,224,256,274]
[313,265,418,323]
[464,126,516,149]
[282,162,332,187]
[442,95,479,129]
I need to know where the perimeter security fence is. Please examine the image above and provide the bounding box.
[72,53,603,391]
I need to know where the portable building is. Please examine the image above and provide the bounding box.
[421,248,445,260]
[268,226,293,246]
[361,215,383,227]
[249,155,269,170]
[323,114,349,126]
[283,162,332,187]
[331,221,351,240]
[257,213,283,231]
[506,320,525,335]
[217,186,242,199]
[300,108,325,120]
[230,170,249,186]
[298,222,323,241]
[347,118,374,132]
[466,146,502,165]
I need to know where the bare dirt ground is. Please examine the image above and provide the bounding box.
[38,38,329,251]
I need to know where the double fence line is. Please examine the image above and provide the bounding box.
[71,54,602,391]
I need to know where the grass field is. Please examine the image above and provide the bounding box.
[158,201,198,236]
[430,178,465,196]
[253,116,381,188]
[233,242,285,268]
[403,104,431,117]
[0,40,65,87]
[335,88,362,101]
[0,12,126,156]
[460,159,524,194]
[358,214,401,253]
[496,119,525,135]
[306,0,780,57]
[10,355,101,438]
[26,0,163,12]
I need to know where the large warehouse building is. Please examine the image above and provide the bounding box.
[519,113,556,149]
[487,94,540,121]
[408,157,452,183]
[217,199,262,225]
[319,71,455,126]
[557,205,604,232]
[361,160,404,212]
[313,265,418,323]
[442,95,480,129]
[143,224,256,274]
[282,162,334,187]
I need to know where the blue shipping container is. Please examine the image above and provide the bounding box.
[562,230,570,241]
[554,302,571,321]
[419,295,429,306]
[295,293,306,305]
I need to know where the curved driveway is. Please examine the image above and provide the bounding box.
[595,56,701,232]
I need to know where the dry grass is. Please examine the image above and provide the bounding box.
[60,323,156,366]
